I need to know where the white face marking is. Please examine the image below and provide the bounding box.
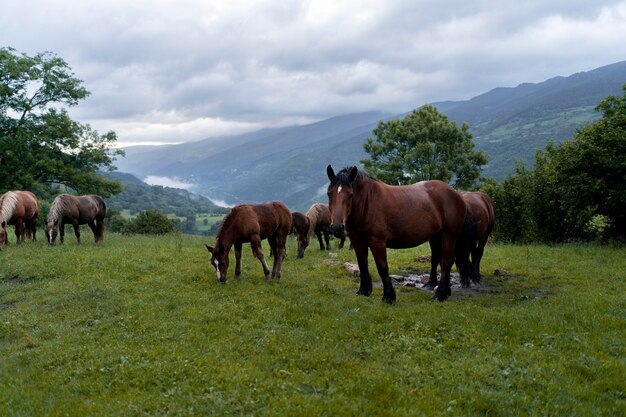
[214,259,220,280]
[338,186,342,193]
[49,230,53,243]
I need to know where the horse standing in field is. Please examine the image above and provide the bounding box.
[292,203,347,258]
[459,191,495,286]
[45,194,106,244]
[326,165,468,303]
[205,201,292,282]
[0,191,39,246]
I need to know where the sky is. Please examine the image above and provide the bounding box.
[2,0,626,147]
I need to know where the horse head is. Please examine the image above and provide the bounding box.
[326,165,358,239]
[44,221,58,245]
[205,243,229,283]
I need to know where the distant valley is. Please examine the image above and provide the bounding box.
[113,61,626,211]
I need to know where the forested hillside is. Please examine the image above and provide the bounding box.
[102,172,229,217]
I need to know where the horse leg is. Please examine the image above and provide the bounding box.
[316,231,324,250]
[370,244,395,304]
[351,239,372,296]
[456,238,473,288]
[234,242,243,280]
[434,234,456,302]
[271,232,288,280]
[338,234,345,249]
[14,220,23,244]
[472,239,488,283]
[73,222,81,244]
[250,235,271,281]
[324,230,331,250]
[60,223,65,244]
[425,236,442,290]
[88,221,99,243]
[95,218,105,243]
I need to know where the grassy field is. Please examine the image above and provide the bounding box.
[1,234,624,416]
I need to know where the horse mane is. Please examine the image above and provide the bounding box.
[215,209,237,243]
[47,194,72,224]
[305,203,324,240]
[0,192,18,222]
[331,166,376,186]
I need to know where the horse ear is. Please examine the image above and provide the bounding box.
[326,165,335,181]
[205,244,213,253]
[348,166,358,183]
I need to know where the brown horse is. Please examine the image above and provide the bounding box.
[326,165,467,303]
[205,201,292,282]
[0,191,39,246]
[459,191,495,286]
[291,203,332,258]
[45,194,106,244]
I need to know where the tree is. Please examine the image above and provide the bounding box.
[0,47,123,196]
[123,210,176,235]
[362,105,488,189]
[486,85,626,243]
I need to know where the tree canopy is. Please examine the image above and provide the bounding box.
[484,85,626,243]
[0,47,122,196]
[361,105,488,189]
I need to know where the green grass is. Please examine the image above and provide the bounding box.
[196,214,224,232]
[1,235,625,416]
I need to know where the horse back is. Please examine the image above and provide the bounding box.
[357,180,466,247]
[229,201,291,241]
[291,212,309,236]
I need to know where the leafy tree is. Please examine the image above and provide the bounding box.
[0,47,123,196]
[487,85,626,243]
[123,209,176,235]
[362,105,488,189]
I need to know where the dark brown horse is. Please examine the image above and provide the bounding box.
[459,191,495,286]
[205,201,292,282]
[326,165,467,303]
[45,194,106,244]
[0,191,39,246]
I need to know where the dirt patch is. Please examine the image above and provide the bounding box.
[2,274,38,285]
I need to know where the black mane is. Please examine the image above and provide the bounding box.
[331,166,376,186]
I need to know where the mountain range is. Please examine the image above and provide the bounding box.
[113,61,626,211]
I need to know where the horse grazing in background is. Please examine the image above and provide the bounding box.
[205,201,292,282]
[291,211,311,258]
[458,191,495,286]
[292,203,346,258]
[45,194,106,244]
[0,191,39,246]
[326,165,468,303]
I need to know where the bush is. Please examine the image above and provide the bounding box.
[122,209,176,235]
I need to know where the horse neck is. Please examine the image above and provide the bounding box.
[350,177,377,224]
[306,208,318,239]
[215,217,235,252]
[47,197,68,224]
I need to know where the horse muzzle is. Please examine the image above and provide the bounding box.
[330,223,345,239]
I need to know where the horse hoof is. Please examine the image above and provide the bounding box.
[431,290,448,302]
[356,288,372,297]
[381,296,395,305]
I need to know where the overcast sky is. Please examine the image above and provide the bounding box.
[2,0,626,147]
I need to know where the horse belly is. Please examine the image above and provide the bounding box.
[386,235,428,249]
